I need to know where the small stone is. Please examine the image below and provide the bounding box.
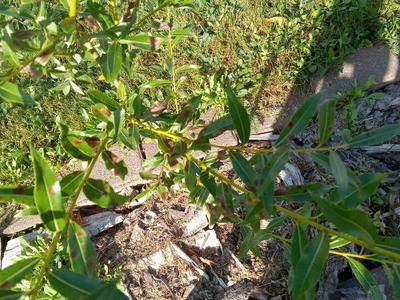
[356,99,373,117]
[182,209,208,237]
[389,97,400,107]
[373,95,392,110]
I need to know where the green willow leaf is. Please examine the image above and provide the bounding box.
[118,126,139,150]
[0,290,23,299]
[47,269,101,299]
[342,173,386,208]
[140,79,171,90]
[276,94,321,147]
[101,43,122,82]
[83,179,129,208]
[83,281,128,300]
[384,265,400,299]
[346,258,384,300]
[1,40,19,66]
[314,197,377,244]
[376,236,400,254]
[274,183,331,202]
[60,171,84,197]
[0,186,34,206]
[257,148,288,214]
[0,257,39,288]
[291,224,308,266]
[32,149,66,232]
[102,151,128,180]
[318,98,336,144]
[119,34,161,51]
[68,222,97,277]
[226,84,250,144]
[348,123,400,147]
[87,90,121,111]
[329,151,348,193]
[291,233,329,299]
[229,151,257,187]
[0,81,34,105]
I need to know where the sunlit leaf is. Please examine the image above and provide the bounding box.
[102,151,128,180]
[226,84,250,144]
[32,149,66,232]
[1,39,19,66]
[101,43,122,82]
[119,34,162,51]
[87,90,121,111]
[60,171,84,197]
[118,126,139,150]
[0,82,34,105]
[67,222,97,277]
[0,258,39,289]
[0,186,34,206]
[83,179,129,208]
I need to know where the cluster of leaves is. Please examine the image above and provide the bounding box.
[0,1,400,299]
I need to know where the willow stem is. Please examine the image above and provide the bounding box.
[131,118,344,155]
[271,234,400,265]
[29,138,108,299]
[68,0,78,18]
[188,156,400,261]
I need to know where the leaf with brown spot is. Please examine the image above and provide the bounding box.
[0,185,34,206]
[32,149,66,232]
[68,222,97,277]
[101,150,128,180]
[83,179,129,208]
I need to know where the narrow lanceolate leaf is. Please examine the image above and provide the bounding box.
[384,265,400,299]
[288,224,309,292]
[291,233,329,299]
[119,34,161,51]
[101,43,122,82]
[140,79,171,90]
[0,81,34,105]
[258,148,288,214]
[226,84,250,144]
[102,151,128,180]
[276,94,321,147]
[68,222,97,277]
[198,115,234,139]
[329,152,348,193]
[0,290,23,299]
[342,173,386,208]
[1,40,19,66]
[0,186,34,206]
[87,90,121,111]
[346,258,384,300]
[348,123,400,147]
[314,197,377,244]
[32,149,66,232]
[60,171,84,196]
[291,225,308,266]
[229,151,257,187]
[0,257,39,289]
[318,98,336,144]
[83,179,129,208]
[47,269,101,299]
[118,126,139,150]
